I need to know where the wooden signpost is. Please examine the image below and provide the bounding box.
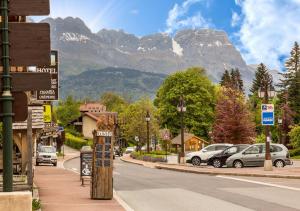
[91,113,116,200]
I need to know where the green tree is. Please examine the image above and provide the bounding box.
[119,97,159,147]
[284,42,300,123]
[100,92,128,113]
[154,67,216,140]
[220,69,231,87]
[250,63,273,95]
[220,68,243,92]
[289,125,300,148]
[56,96,81,127]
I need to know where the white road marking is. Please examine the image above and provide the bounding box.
[113,190,135,211]
[216,175,300,191]
[72,168,78,172]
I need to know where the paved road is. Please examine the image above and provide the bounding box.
[64,157,300,211]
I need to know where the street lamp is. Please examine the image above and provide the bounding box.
[145,110,151,153]
[177,96,186,164]
[258,86,275,171]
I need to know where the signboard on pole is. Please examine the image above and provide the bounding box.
[43,104,52,123]
[261,104,274,126]
[37,50,59,101]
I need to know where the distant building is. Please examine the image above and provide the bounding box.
[69,102,116,139]
[171,133,208,152]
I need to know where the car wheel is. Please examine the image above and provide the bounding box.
[53,162,57,167]
[233,160,243,168]
[213,159,222,168]
[36,161,39,166]
[274,160,285,168]
[191,157,201,166]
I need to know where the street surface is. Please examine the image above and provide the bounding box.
[64,157,300,211]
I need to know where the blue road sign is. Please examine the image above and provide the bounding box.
[262,112,274,125]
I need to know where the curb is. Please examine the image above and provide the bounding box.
[121,157,300,179]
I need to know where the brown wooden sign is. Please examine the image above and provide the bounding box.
[0,92,28,122]
[9,0,50,16]
[37,51,59,101]
[0,23,50,66]
[0,72,51,92]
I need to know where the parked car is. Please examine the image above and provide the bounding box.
[114,146,123,157]
[226,143,293,168]
[186,144,232,166]
[207,144,250,168]
[125,146,136,154]
[36,146,57,166]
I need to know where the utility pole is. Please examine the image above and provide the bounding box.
[1,0,13,192]
[264,84,271,164]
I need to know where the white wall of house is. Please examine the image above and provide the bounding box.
[82,116,97,139]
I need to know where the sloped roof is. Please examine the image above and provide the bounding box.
[80,102,106,113]
[171,133,208,145]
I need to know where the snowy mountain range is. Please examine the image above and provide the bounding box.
[41,17,280,98]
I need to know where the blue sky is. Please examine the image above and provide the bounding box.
[32,0,300,71]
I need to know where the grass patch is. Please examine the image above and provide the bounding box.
[292,155,300,160]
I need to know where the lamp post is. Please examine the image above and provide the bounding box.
[177,96,186,164]
[258,87,275,171]
[145,110,151,153]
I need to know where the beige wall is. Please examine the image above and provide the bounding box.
[82,116,97,139]
[0,192,32,211]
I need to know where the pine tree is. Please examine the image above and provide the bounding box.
[278,42,300,124]
[220,68,244,92]
[250,63,272,95]
[285,42,300,123]
[220,69,231,87]
[212,87,256,144]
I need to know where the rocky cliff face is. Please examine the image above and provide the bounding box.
[42,17,254,84]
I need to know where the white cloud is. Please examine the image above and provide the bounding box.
[231,11,240,27]
[165,0,211,34]
[236,0,300,70]
[234,0,242,6]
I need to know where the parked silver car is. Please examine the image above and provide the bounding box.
[226,143,292,168]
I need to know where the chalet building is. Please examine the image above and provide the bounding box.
[69,102,116,139]
[171,133,208,152]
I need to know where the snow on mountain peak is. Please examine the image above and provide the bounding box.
[172,38,183,57]
[59,32,90,43]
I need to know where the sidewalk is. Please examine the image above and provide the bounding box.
[34,145,125,211]
[122,155,300,179]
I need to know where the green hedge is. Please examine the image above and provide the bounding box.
[290,147,300,157]
[65,133,88,150]
[131,151,166,162]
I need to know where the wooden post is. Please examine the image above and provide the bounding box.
[91,113,116,200]
[27,108,33,189]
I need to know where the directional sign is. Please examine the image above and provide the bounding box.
[9,0,50,16]
[0,23,50,66]
[261,104,274,126]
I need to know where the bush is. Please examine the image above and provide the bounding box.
[65,133,88,150]
[131,151,166,162]
[289,125,300,148]
[290,148,300,157]
[148,150,170,155]
[255,134,266,143]
[32,199,41,211]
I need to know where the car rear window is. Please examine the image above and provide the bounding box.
[270,145,283,152]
